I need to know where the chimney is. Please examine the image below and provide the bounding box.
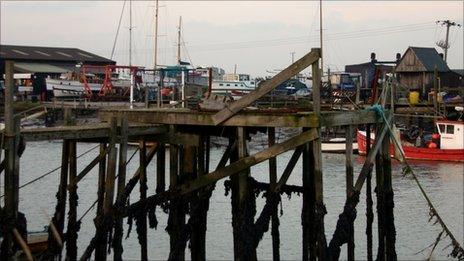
[370,52,376,61]
[396,53,401,61]
[439,53,444,60]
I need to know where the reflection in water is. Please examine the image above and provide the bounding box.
[16,142,464,260]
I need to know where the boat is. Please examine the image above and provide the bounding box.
[210,73,257,100]
[321,137,358,154]
[357,120,464,162]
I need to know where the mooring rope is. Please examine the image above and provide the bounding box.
[371,105,464,260]
[0,144,100,198]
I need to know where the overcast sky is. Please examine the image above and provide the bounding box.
[1,1,463,77]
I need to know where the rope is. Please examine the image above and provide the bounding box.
[370,105,464,260]
[0,144,100,198]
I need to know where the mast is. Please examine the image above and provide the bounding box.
[152,0,159,108]
[129,0,134,109]
[319,0,323,74]
[177,16,182,65]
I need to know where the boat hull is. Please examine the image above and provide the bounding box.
[357,131,464,162]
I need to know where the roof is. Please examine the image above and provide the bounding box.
[14,62,69,73]
[452,69,464,76]
[0,45,115,64]
[409,47,449,72]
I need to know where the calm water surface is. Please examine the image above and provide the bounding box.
[6,141,463,260]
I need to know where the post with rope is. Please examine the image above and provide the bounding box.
[311,48,327,260]
[365,124,374,261]
[345,124,355,261]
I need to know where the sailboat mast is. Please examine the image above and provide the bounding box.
[177,16,182,65]
[153,0,159,108]
[319,0,323,74]
[129,0,134,108]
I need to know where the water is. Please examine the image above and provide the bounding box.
[9,141,464,260]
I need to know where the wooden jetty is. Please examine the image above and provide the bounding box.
[0,49,397,260]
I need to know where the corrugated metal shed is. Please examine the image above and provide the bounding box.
[0,45,115,64]
[14,62,69,73]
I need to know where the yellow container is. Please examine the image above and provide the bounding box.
[409,91,420,105]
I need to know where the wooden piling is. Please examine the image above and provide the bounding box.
[66,140,78,260]
[268,127,280,261]
[114,116,128,261]
[366,124,374,261]
[375,124,386,261]
[345,125,355,261]
[382,132,397,260]
[139,140,148,261]
[95,142,107,259]
[311,54,327,260]
[156,143,166,193]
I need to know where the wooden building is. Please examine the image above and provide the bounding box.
[395,47,463,94]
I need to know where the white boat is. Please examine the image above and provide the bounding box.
[321,137,358,154]
[210,79,257,100]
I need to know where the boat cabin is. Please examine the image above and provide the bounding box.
[436,120,464,150]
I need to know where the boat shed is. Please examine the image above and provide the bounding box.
[0,45,116,98]
[0,44,116,77]
[395,46,463,93]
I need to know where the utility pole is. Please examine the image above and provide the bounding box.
[436,20,461,62]
[319,0,323,74]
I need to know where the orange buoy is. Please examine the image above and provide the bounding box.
[432,133,440,140]
[428,142,437,149]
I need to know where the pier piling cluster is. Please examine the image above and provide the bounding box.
[1,49,399,260]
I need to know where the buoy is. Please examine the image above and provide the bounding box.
[432,133,440,140]
[428,142,437,149]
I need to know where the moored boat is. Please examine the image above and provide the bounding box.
[357,120,464,162]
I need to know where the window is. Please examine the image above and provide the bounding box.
[439,124,445,133]
[235,84,238,86]
[446,125,454,134]
[219,83,223,86]
[226,84,230,86]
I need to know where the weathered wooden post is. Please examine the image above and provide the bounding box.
[66,140,78,260]
[311,49,327,260]
[268,127,280,261]
[95,142,107,259]
[167,126,186,260]
[366,124,374,261]
[114,116,128,261]
[139,139,148,261]
[345,125,355,261]
[97,117,118,260]
[231,127,257,261]
[382,129,397,260]
[1,60,19,259]
[156,143,166,193]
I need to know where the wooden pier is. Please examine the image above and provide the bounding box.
[0,49,398,260]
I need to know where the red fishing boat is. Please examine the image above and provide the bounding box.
[357,120,464,162]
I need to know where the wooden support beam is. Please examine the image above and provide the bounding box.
[125,129,318,217]
[94,143,107,260]
[345,125,355,261]
[66,141,78,260]
[99,108,382,128]
[382,133,397,260]
[212,49,320,125]
[301,140,314,261]
[67,146,110,189]
[274,146,303,193]
[114,116,128,261]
